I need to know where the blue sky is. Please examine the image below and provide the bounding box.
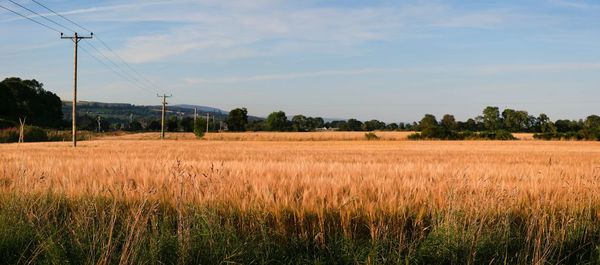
[0,0,598,122]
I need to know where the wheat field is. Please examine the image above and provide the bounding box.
[0,135,599,264]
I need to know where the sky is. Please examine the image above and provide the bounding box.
[0,0,598,122]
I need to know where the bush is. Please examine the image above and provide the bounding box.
[478,130,516,140]
[24,126,48,142]
[364,132,379,140]
[193,118,207,138]
[0,119,16,129]
[533,131,598,141]
[0,128,19,143]
[0,126,48,143]
[409,130,516,141]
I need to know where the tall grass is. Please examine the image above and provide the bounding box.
[0,139,599,263]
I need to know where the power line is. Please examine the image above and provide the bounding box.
[94,36,164,92]
[27,0,165,94]
[3,0,168,96]
[79,42,160,95]
[83,41,162,94]
[0,3,62,33]
[29,0,92,33]
[6,0,75,33]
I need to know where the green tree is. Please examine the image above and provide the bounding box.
[246,120,267,131]
[179,117,194,132]
[193,117,207,138]
[341,119,364,131]
[483,106,501,131]
[307,117,325,130]
[78,115,97,131]
[363,120,386,131]
[386,123,399,131]
[585,115,600,129]
[418,114,438,131]
[128,120,143,131]
[441,114,457,130]
[537,113,555,133]
[167,116,179,132]
[0,77,63,127]
[147,120,161,131]
[226,108,248,132]
[291,115,309,132]
[266,111,290,131]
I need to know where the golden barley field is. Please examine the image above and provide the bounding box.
[0,134,599,264]
[98,131,535,141]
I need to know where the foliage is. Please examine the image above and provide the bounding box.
[179,117,194,132]
[533,115,600,141]
[127,120,143,131]
[0,119,16,130]
[227,108,248,132]
[193,117,207,138]
[364,132,380,140]
[266,111,291,131]
[0,126,48,143]
[409,113,516,140]
[0,77,63,128]
[167,116,179,132]
[147,120,162,131]
[483,106,501,131]
[0,128,18,143]
[339,119,364,131]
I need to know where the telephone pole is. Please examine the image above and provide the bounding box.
[62,32,92,147]
[157,94,172,139]
[206,113,209,133]
[97,115,101,133]
[194,108,197,124]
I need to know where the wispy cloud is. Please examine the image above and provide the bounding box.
[477,62,600,74]
[548,0,599,9]
[184,68,398,84]
[184,62,600,84]
[79,1,527,63]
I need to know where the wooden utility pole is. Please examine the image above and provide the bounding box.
[157,94,172,139]
[194,108,197,124]
[96,115,101,133]
[62,32,92,147]
[206,113,209,133]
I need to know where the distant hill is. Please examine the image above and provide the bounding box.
[172,104,228,115]
[62,101,229,123]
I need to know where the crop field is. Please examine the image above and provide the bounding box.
[98,131,535,141]
[0,134,599,264]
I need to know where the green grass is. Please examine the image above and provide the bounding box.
[0,193,599,264]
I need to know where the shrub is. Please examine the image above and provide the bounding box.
[407,133,423,140]
[485,130,517,140]
[533,131,600,141]
[0,128,19,143]
[0,119,16,129]
[0,126,48,143]
[409,130,516,141]
[193,118,207,138]
[24,126,48,142]
[364,132,379,140]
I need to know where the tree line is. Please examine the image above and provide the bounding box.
[1,77,599,141]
